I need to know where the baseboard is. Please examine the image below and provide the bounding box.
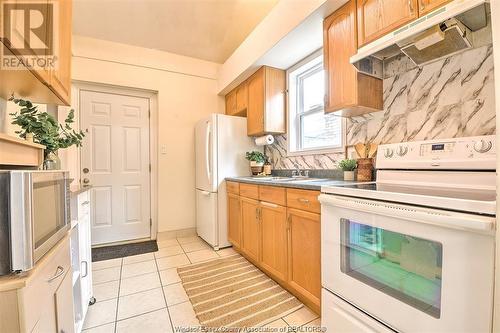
[157,227,197,241]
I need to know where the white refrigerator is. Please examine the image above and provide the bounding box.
[195,114,260,249]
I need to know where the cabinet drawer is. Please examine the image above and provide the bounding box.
[240,183,259,200]
[226,181,240,194]
[286,189,320,214]
[259,185,286,206]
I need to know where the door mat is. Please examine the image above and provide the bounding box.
[92,240,158,262]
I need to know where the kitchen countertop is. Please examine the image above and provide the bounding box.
[226,176,360,191]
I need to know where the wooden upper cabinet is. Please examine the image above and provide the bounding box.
[235,81,248,114]
[418,0,452,16]
[247,66,285,136]
[260,203,287,283]
[323,0,382,116]
[240,197,261,263]
[225,89,237,115]
[49,0,72,105]
[357,0,418,47]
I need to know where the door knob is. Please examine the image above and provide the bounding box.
[83,168,89,173]
[83,178,90,184]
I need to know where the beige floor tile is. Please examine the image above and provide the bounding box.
[283,306,319,327]
[216,247,237,257]
[93,280,120,302]
[82,322,115,333]
[302,318,322,328]
[163,282,189,306]
[186,249,219,263]
[156,254,190,270]
[122,252,155,265]
[116,308,172,333]
[117,288,166,321]
[177,236,202,245]
[155,245,184,259]
[180,241,210,253]
[93,266,121,284]
[169,301,200,328]
[119,272,161,297]
[121,260,157,279]
[157,231,177,242]
[261,318,289,328]
[82,299,117,330]
[92,258,122,271]
[157,239,179,249]
[175,228,197,238]
[159,268,181,286]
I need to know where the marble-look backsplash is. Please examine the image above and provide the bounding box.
[266,44,496,169]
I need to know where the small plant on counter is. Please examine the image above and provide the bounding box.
[338,159,357,181]
[9,96,86,169]
[245,151,266,175]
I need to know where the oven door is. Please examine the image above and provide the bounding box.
[319,194,495,333]
[31,171,70,262]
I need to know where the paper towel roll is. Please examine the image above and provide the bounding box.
[255,135,274,146]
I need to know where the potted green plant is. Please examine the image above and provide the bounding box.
[9,96,86,169]
[245,151,266,175]
[338,159,357,181]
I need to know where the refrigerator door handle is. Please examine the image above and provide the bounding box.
[200,190,211,196]
[205,121,212,185]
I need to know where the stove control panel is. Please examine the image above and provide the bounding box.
[377,135,495,170]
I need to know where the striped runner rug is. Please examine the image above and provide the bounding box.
[177,254,304,328]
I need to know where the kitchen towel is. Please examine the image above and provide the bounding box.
[255,135,274,146]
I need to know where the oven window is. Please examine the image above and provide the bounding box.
[33,180,66,248]
[340,219,442,318]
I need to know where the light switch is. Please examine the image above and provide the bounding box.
[161,145,167,155]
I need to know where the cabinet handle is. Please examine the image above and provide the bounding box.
[47,266,65,282]
[260,201,278,208]
[82,261,89,278]
[409,0,415,13]
[297,198,310,204]
[287,215,291,231]
[419,0,424,11]
[82,201,90,206]
[255,207,259,220]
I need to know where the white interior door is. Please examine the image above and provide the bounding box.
[80,90,151,245]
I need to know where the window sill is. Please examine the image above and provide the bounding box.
[286,146,345,157]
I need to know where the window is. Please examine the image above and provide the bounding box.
[287,51,344,155]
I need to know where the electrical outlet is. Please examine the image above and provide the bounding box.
[161,145,167,155]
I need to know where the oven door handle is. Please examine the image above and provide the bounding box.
[319,194,495,233]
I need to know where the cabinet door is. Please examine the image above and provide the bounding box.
[55,270,75,333]
[418,0,451,15]
[247,68,265,136]
[324,0,358,112]
[357,0,418,47]
[227,193,242,249]
[225,89,237,115]
[287,208,321,312]
[260,203,287,282]
[235,81,248,114]
[240,197,261,263]
[49,0,72,105]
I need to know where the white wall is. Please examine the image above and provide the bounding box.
[71,36,223,233]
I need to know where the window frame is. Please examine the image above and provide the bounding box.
[286,49,345,156]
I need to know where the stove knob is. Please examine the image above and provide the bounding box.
[397,146,408,156]
[384,148,394,158]
[473,140,492,153]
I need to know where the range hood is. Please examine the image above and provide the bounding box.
[351,0,489,76]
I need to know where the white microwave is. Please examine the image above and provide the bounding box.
[0,170,71,276]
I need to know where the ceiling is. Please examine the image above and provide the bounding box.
[72,0,279,64]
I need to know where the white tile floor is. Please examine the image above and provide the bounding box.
[83,236,320,333]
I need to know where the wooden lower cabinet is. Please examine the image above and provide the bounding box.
[227,193,242,248]
[227,182,321,314]
[240,197,261,263]
[287,208,321,313]
[260,203,287,282]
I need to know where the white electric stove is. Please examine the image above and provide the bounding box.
[319,135,496,333]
